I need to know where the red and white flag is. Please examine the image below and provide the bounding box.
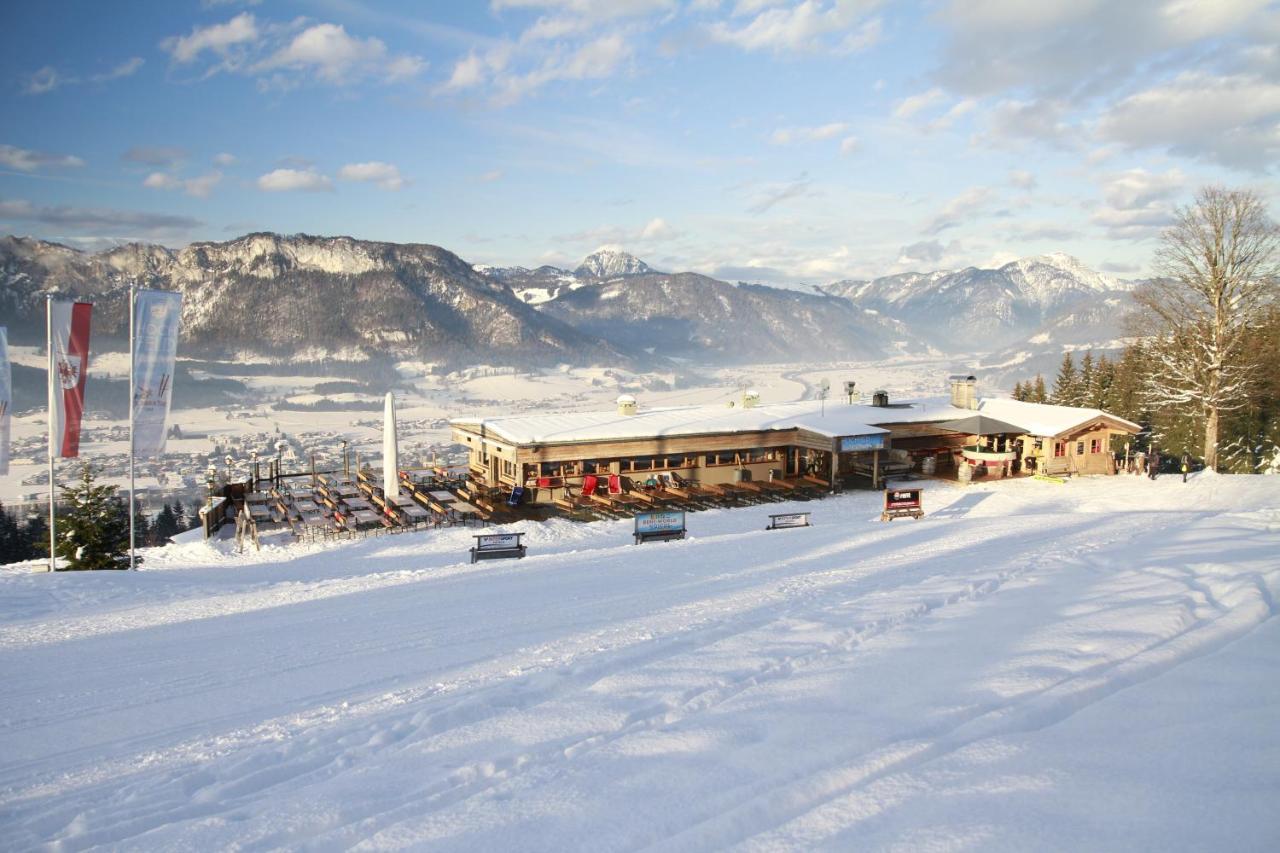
[49,301,92,458]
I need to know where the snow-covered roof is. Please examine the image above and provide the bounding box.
[451,400,889,446]
[976,398,1141,437]
[451,396,1140,448]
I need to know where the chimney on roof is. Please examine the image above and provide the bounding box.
[949,374,978,410]
[742,389,760,409]
[844,380,858,404]
[616,394,637,416]
[872,390,889,407]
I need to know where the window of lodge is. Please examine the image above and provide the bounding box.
[1054,442,1065,457]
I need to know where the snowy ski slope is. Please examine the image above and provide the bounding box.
[1,474,1277,850]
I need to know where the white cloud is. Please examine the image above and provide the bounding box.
[254,23,417,84]
[338,161,406,191]
[162,14,423,88]
[213,152,237,166]
[0,197,202,237]
[1009,169,1036,190]
[0,144,85,171]
[256,168,333,192]
[893,88,945,119]
[925,186,996,234]
[748,175,814,214]
[23,66,63,95]
[1090,167,1187,240]
[478,169,504,182]
[143,172,181,191]
[144,170,224,197]
[709,0,883,54]
[639,217,676,240]
[90,57,144,83]
[183,172,223,198]
[490,34,633,105]
[770,122,848,144]
[1097,72,1280,172]
[163,12,260,65]
[839,135,859,154]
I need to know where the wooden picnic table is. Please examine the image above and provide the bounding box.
[343,497,374,511]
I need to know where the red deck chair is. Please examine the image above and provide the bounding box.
[608,474,623,495]
[580,474,598,497]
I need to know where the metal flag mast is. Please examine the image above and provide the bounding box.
[46,295,56,573]
[129,281,136,571]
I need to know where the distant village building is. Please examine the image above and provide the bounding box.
[450,374,1141,502]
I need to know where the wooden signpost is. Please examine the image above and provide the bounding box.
[470,532,527,563]
[880,488,924,521]
[634,511,686,544]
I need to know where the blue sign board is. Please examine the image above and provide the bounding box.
[839,433,886,452]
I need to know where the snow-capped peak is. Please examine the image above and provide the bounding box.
[574,247,653,279]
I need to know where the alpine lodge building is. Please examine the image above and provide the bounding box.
[450,375,1142,505]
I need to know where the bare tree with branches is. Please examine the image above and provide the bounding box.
[1134,187,1279,470]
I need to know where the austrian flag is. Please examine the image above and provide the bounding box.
[49,301,92,458]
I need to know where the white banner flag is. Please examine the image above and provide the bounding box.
[0,327,11,476]
[132,290,183,458]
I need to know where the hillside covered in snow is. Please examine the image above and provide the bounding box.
[1,473,1277,849]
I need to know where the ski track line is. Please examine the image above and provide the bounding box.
[5,508,1227,850]
[0,510,1016,817]
[646,553,1280,850]
[0,509,1001,756]
[0,514,1102,850]
[322,518,1155,850]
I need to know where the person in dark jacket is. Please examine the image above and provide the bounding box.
[1182,455,1190,482]
[1149,449,1160,480]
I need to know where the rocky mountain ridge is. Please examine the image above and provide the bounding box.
[820,252,1135,351]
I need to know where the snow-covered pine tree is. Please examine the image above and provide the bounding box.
[56,463,132,571]
[1135,186,1280,470]
[1012,380,1026,401]
[1032,374,1048,403]
[1051,353,1080,406]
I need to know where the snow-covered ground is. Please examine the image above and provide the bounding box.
[1,473,1277,850]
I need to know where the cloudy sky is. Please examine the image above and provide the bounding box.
[2,0,1278,284]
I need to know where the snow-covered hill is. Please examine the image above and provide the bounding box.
[822,253,1136,353]
[2,474,1277,849]
[0,234,616,365]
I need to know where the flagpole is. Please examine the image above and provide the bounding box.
[128,282,136,571]
[46,295,56,573]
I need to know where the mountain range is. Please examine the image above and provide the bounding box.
[0,234,1137,374]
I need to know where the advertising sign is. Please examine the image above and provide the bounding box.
[634,511,686,544]
[839,433,886,452]
[635,511,685,535]
[476,533,522,551]
[881,488,925,521]
[884,488,922,510]
[132,290,182,457]
[766,512,811,530]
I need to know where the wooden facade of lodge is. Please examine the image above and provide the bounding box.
[450,377,1141,505]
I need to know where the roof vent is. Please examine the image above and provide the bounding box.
[616,394,637,416]
[743,389,761,409]
[872,390,889,407]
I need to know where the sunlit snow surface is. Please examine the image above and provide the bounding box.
[1,473,1277,850]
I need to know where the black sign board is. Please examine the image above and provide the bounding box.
[767,512,811,530]
[471,532,527,563]
[881,488,924,521]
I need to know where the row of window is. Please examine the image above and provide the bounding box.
[1053,438,1104,457]
[532,448,782,478]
